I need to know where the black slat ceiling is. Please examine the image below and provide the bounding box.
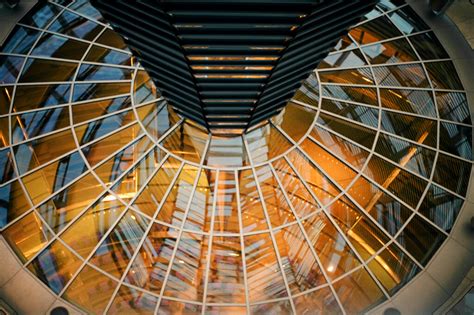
[91,0,378,134]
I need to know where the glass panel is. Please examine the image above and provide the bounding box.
[272,158,319,218]
[331,35,357,52]
[61,194,126,258]
[163,232,208,301]
[161,122,208,164]
[22,151,87,205]
[320,98,379,128]
[0,117,9,148]
[69,0,103,21]
[20,58,77,83]
[433,153,471,196]
[205,306,246,314]
[132,157,181,217]
[379,88,436,117]
[125,223,178,294]
[27,240,82,294]
[375,133,436,178]
[255,165,295,228]
[85,45,132,66]
[419,184,463,233]
[377,0,405,12]
[49,10,103,41]
[364,155,428,209]
[293,73,319,107]
[367,242,420,295]
[397,214,447,265]
[2,26,41,55]
[317,112,377,149]
[31,33,89,60]
[77,64,133,81]
[425,61,463,90]
[274,224,326,294]
[303,212,361,280]
[183,169,216,232]
[205,135,249,167]
[388,6,429,35]
[362,38,418,64]
[72,96,132,124]
[0,86,13,115]
[326,194,390,261]
[380,111,437,148]
[3,211,52,261]
[159,299,202,315]
[332,268,385,314]
[322,85,378,106]
[11,106,70,143]
[156,164,198,227]
[300,138,359,189]
[206,236,245,303]
[75,109,135,146]
[108,285,158,315]
[72,82,131,102]
[272,102,316,142]
[319,68,374,85]
[310,125,369,170]
[37,173,102,232]
[212,171,239,233]
[244,233,288,302]
[250,300,292,314]
[287,149,341,207]
[13,84,70,112]
[19,3,61,28]
[94,136,154,186]
[133,70,159,104]
[0,56,24,84]
[350,16,402,45]
[82,123,143,168]
[293,287,343,315]
[373,64,429,88]
[348,176,413,236]
[436,92,471,124]
[14,129,76,175]
[96,28,128,50]
[0,180,31,228]
[409,31,449,60]
[109,146,163,203]
[439,122,472,160]
[0,148,15,185]
[319,49,366,69]
[244,123,292,165]
[90,210,149,278]
[136,102,180,142]
[64,265,118,314]
[238,169,269,233]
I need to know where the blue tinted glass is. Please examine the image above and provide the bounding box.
[13,84,71,112]
[0,56,24,84]
[52,151,87,193]
[19,3,61,28]
[77,64,133,81]
[78,110,134,145]
[12,107,70,143]
[31,33,88,60]
[49,10,102,40]
[2,26,41,54]
[0,148,15,185]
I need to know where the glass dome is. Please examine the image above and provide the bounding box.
[0,0,472,314]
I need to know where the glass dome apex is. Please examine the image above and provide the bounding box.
[0,0,472,314]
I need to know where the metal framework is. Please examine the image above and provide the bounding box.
[89,0,378,133]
